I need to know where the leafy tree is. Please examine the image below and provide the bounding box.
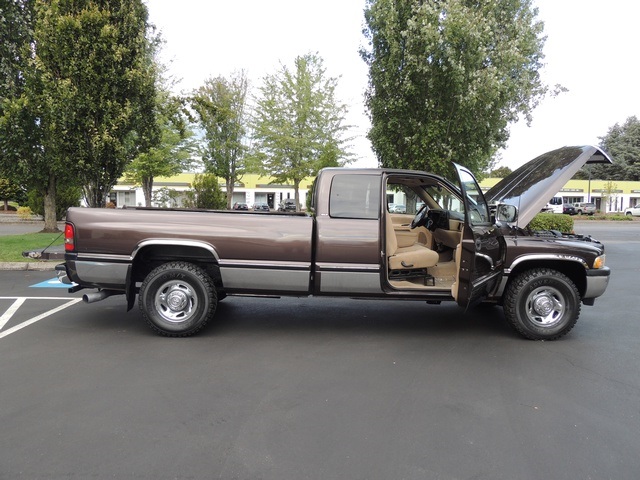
[0,178,22,211]
[575,116,640,181]
[1,1,42,221]
[125,86,195,207]
[183,173,226,210]
[601,181,619,212]
[152,187,183,208]
[1,0,158,234]
[251,54,352,210]
[48,0,158,207]
[361,0,559,176]
[0,0,60,231]
[190,71,250,210]
[488,166,513,178]
[27,183,82,220]
[0,0,34,101]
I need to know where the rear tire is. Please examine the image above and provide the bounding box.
[503,268,580,340]
[139,262,216,337]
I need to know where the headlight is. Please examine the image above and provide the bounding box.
[593,255,605,269]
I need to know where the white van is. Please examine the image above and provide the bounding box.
[544,196,564,213]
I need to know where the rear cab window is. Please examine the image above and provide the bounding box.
[329,175,381,219]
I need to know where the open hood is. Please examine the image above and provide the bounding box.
[485,146,613,226]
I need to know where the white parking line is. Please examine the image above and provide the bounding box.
[0,298,26,330]
[0,297,82,339]
[0,297,76,300]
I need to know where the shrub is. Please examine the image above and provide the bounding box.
[607,213,633,221]
[528,213,574,233]
[578,213,632,221]
[16,206,33,220]
[183,173,226,210]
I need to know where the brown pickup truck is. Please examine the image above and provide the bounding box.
[59,146,612,340]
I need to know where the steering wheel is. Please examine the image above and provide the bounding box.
[410,205,429,229]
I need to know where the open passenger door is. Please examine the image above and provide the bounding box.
[453,163,505,308]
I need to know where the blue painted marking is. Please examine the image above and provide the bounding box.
[30,277,76,289]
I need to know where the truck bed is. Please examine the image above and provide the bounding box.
[65,207,315,295]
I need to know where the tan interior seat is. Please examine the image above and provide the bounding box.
[386,212,439,270]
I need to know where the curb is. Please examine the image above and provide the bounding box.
[0,262,59,271]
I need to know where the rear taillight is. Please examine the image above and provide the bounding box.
[64,223,75,251]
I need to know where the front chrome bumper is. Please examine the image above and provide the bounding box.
[583,266,611,299]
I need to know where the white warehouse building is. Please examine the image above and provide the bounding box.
[109,172,640,214]
[108,173,314,211]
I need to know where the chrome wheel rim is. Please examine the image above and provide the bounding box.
[525,286,565,327]
[154,280,197,324]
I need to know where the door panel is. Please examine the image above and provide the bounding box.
[453,164,505,308]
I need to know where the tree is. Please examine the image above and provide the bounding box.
[0,0,61,231]
[0,0,34,102]
[488,166,513,178]
[190,71,250,210]
[152,187,183,208]
[27,183,82,220]
[47,0,158,208]
[361,0,558,176]
[1,0,158,233]
[601,181,619,213]
[0,1,52,224]
[183,173,226,210]
[125,87,195,207]
[251,54,352,210]
[575,116,640,181]
[0,178,21,211]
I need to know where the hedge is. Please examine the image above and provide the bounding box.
[528,213,574,233]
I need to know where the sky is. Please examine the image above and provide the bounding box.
[146,0,640,170]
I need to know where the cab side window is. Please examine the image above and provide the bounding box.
[330,174,381,219]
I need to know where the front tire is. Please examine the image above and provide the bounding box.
[139,262,216,337]
[503,268,580,340]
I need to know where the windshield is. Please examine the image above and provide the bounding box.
[422,185,465,216]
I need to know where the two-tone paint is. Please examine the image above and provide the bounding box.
[62,145,613,315]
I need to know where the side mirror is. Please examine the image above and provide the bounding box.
[495,204,518,223]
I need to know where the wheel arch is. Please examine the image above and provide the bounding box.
[128,240,224,309]
[501,257,587,300]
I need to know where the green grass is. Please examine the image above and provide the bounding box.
[0,232,64,262]
[576,213,634,221]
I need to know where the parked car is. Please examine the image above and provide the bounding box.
[562,203,576,215]
[253,203,270,212]
[389,204,406,214]
[573,202,596,215]
[233,203,248,210]
[624,204,640,217]
[278,199,297,212]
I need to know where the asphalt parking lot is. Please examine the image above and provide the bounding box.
[0,221,639,479]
